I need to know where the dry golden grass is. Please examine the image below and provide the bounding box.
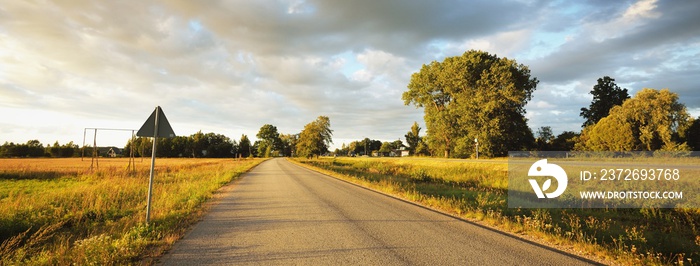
[295,157,700,266]
[0,157,265,265]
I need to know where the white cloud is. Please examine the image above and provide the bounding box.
[622,0,661,20]
[590,0,662,41]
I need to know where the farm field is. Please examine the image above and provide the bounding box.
[0,157,265,265]
[294,157,700,265]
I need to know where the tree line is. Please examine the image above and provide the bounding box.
[333,138,406,157]
[124,116,334,158]
[1,116,335,159]
[0,140,80,158]
[532,79,700,153]
[400,50,700,158]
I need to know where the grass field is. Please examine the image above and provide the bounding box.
[294,157,700,265]
[0,157,265,265]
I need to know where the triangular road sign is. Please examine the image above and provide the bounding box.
[137,106,176,138]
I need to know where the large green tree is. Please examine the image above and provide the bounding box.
[256,124,281,157]
[580,76,630,128]
[576,88,691,151]
[402,50,538,157]
[296,116,333,158]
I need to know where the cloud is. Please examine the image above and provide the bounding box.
[1,0,699,148]
[531,0,700,83]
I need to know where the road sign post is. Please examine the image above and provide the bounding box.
[137,106,175,224]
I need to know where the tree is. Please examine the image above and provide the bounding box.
[576,114,636,151]
[0,140,45,157]
[378,142,393,156]
[169,136,190,157]
[63,141,79,157]
[346,139,380,156]
[0,142,15,157]
[156,137,181,157]
[128,132,237,158]
[358,138,371,156]
[405,122,422,155]
[576,88,691,151]
[124,137,152,157]
[682,118,700,151]
[239,134,252,158]
[550,131,579,151]
[279,133,298,157]
[28,140,45,157]
[536,126,554,142]
[256,124,281,158]
[403,50,538,157]
[296,116,333,158]
[256,125,280,145]
[364,138,382,156]
[416,142,430,156]
[580,76,630,128]
[535,126,554,150]
[49,141,62,157]
[189,131,206,157]
[347,141,359,156]
[390,140,404,150]
[47,141,78,157]
[202,133,235,157]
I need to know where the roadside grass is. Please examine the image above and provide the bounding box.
[0,157,265,265]
[293,157,700,265]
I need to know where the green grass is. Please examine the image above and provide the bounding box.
[0,158,265,265]
[293,157,700,265]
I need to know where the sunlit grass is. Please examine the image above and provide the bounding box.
[0,157,265,265]
[293,157,700,265]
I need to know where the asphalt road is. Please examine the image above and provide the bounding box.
[159,158,597,265]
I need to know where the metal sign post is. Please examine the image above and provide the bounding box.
[145,109,159,224]
[137,106,176,224]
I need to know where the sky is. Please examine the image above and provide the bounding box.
[1,0,699,150]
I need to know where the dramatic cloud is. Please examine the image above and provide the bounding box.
[1,0,699,149]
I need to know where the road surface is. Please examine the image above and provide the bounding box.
[159,158,597,265]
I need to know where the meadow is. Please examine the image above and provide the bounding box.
[0,157,265,265]
[294,157,700,265]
